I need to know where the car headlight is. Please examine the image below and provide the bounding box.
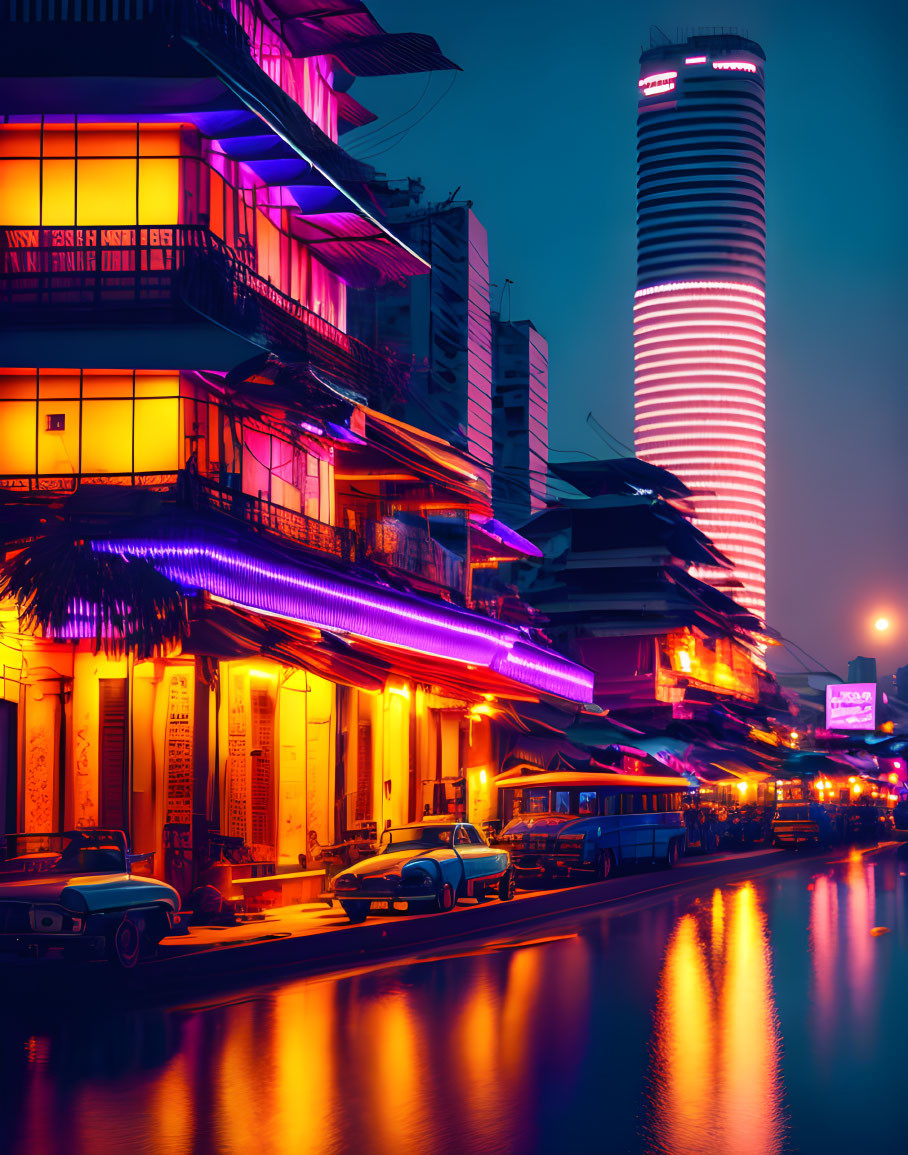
[29,906,72,933]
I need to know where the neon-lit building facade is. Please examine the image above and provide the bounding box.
[0,2,591,893]
[634,34,767,617]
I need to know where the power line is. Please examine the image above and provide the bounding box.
[354,74,459,161]
[586,411,635,456]
[345,73,433,147]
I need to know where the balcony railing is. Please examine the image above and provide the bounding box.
[0,226,410,399]
[0,470,474,597]
[0,469,358,566]
[354,515,465,597]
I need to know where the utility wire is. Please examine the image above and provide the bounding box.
[354,74,459,161]
[586,411,635,456]
[345,74,433,147]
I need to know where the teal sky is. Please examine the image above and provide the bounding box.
[350,1,908,678]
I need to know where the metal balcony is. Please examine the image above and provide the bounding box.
[0,225,410,396]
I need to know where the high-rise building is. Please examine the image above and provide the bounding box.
[350,186,494,472]
[492,316,549,525]
[633,33,767,617]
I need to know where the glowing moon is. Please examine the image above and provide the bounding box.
[874,617,890,632]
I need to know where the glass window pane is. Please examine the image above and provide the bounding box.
[81,399,132,473]
[37,401,80,474]
[0,160,39,226]
[0,400,37,474]
[41,159,76,226]
[134,399,178,472]
[138,158,178,224]
[77,159,136,226]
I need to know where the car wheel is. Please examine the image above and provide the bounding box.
[665,840,681,869]
[474,883,490,903]
[594,851,612,882]
[108,917,141,969]
[436,882,456,912]
[497,868,516,901]
[340,901,369,923]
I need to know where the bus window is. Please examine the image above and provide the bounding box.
[554,791,570,814]
[599,793,618,816]
[579,791,597,815]
[523,789,550,814]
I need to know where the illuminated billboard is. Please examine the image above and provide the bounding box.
[826,683,876,730]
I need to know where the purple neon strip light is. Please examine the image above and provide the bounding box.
[87,535,593,702]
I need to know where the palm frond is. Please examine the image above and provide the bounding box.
[1,533,188,658]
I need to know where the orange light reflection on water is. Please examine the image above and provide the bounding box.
[649,882,784,1155]
[846,850,874,1023]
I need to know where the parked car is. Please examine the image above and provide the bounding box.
[771,801,840,848]
[0,829,180,967]
[331,821,513,923]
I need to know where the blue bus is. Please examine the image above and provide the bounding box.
[494,771,693,884]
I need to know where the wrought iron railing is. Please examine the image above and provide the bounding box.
[0,471,476,598]
[354,515,465,596]
[0,225,410,398]
[0,469,358,565]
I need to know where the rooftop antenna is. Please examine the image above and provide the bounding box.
[649,24,671,49]
[498,278,513,322]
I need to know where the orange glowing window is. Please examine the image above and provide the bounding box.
[0,370,180,478]
[0,159,39,226]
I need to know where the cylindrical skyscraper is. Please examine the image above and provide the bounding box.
[634,33,766,617]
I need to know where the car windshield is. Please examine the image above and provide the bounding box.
[0,831,128,878]
[379,826,458,853]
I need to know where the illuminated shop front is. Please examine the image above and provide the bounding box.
[0,0,591,905]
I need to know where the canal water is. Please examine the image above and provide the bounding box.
[2,846,906,1154]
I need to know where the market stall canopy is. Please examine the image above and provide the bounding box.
[499,735,598,777]
[335,407,492,514]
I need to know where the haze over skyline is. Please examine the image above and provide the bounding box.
[355,0,908,679]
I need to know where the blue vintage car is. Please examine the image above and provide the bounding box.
[331,821,513,922]
[0,829,180,967]
[495,771,692,883]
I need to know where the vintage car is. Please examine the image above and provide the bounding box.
[0,829,180,967]
[331,821,513,923]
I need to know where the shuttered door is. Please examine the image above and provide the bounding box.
[99,679,128,833]
[355,720,372,823]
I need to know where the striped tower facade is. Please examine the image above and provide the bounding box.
[634,35,767,617]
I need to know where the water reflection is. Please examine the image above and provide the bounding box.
[647,883,784,1154]
[4,850,908,1155]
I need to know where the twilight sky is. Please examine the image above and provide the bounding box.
[353,1,908,678]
